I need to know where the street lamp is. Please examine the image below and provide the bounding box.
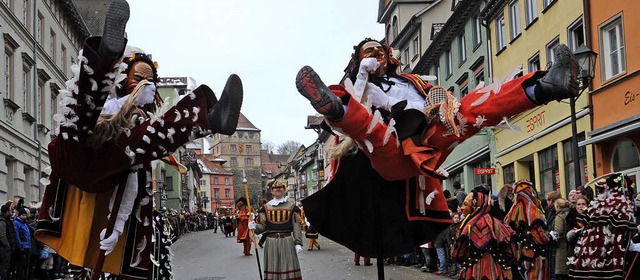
[157,180,166,208]
[569,44,598,188]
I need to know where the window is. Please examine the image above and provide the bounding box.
[22,0,31,30]
[165,176,174,191]
[472,14,482,47]
[246,144,252,154]
[546,37,560,65]
[600,16,625,80]
[245,157,253,167]
[225,189,230,199]
[213,177,219,184]
[230,144,237,153]
[612,139,639,171]
[503,163,515,184]
[199,179,206,186]
[230,157,237,167]
[458,33,466,63]
[525,0,538,26]
[22,59,32,114]
[567,18,584,51]
[38,79,45,123]
[460,86,469,97]
[61,45,67,71]
[50,84,58,135]
[528,52,540,72]
[50,29,56,61]
[392,16,399,42]
[474,70,484,88]
[496,13,506,51]
[412,36,419,59]
[435,65,440,85]
[445,50,452,77]
[225,178,230,185]
[543,0,555,9]
[539,145,559,195]
[4,51,13,99]
[563,134,586,189]
[473,158,492,186]
[403,47,410,66]
[214,188,219,199]
[37,12,44,45]
[509,0,521,40]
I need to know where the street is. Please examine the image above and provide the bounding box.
[171,230,449,280]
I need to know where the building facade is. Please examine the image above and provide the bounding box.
[483,0,592,197]
[1,0,90,204]
[579,0,640,182]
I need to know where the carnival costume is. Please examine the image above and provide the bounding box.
[236,198,251,256]
[503,180,551,280]
[453,186,516,280]
[34,1,243,278]
[254,197,303,280]
[299,39,579,258]
[568,173,638,279]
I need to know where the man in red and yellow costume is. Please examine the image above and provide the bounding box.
[298,37,579,259]
[235,197,252,256]
[35,1,243,279]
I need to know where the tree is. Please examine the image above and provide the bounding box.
[276,140,301,155]
[261,141,276,154]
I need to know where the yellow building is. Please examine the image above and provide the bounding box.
[482,0,592,197]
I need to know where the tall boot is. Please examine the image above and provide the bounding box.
[207,74,243,135]
[533,44,579,104]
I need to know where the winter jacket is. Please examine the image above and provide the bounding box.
[13,216,30,250]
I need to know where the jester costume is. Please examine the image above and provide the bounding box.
[254,198,303,280]
[236,199,251,256]
[453,186,516,280]
[300,40,578,258]
[35,2,243,278]
[503,180,551,280]
[568,173,637,279]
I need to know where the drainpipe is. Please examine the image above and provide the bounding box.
[582,0,596,180]
[32,0,43,201]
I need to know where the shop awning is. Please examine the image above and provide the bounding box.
[579,117,640,147]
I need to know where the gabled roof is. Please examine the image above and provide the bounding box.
[237,113,260,131]
[198,154,233,175]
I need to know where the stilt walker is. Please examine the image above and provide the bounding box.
[35,1,244,279]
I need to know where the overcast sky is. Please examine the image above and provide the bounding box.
[125,0,384,148]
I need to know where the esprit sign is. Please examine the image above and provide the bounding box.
[474,168,496,175]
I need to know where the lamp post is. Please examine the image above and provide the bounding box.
[570,44,598,188]
[157,180,166,208]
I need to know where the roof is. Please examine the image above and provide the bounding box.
[262,163,281,177]
[260,149,291,164]
[198,154,233,175]
[237,113,260,131]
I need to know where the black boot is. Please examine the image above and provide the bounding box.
[208,74,243,135]
[296,66,344,121]
[534,44,579,104]
[97,0,130,62]
[193,84,217,111]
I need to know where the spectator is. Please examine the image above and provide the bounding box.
[13,207,30,280]
[0,204,15,280]
[453,182,466,206]
[545,190,562,280]
[444,190,458,213]
[566,195,588,271]
[552,198,572,280]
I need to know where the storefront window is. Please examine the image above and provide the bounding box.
[473,157,492,187]
[563,134,586,189]
[539,145,558,195]
[612,139,639,171]
[503,163,515,184]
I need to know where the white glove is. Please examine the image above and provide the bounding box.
[365,83,401,111]
[295,245,303,253]
[248,221,256,230]
[357,58,380,80]
[549,231,557,240]
[629,242,640,252]
[134,83,156,106]
[99,228,122,255]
